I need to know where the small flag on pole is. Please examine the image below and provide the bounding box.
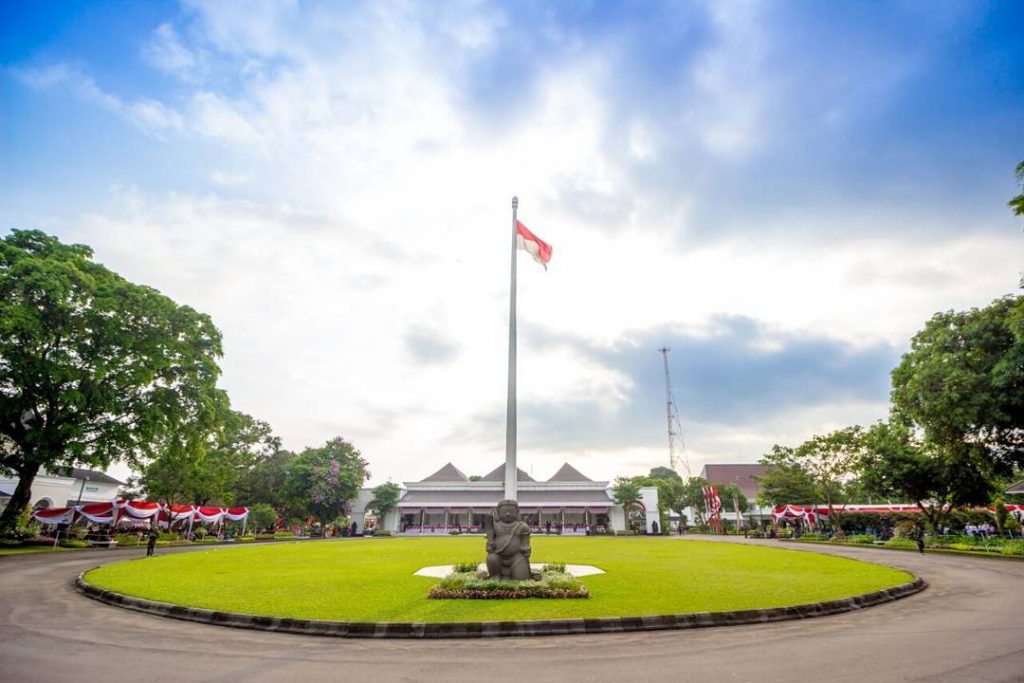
[516,220,553,270]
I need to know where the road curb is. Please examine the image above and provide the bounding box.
[74,573,927,639]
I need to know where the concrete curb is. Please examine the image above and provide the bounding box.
[74,573,926,639]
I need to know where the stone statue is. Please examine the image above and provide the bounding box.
[485,499,532,580]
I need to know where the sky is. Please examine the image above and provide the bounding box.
[2,0,1023,486]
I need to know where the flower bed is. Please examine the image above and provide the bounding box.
[429,567,589,600]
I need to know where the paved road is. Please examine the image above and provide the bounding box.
[1,538,1022,683]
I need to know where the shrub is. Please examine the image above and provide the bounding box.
[430,568,589,600]
[59,539,89,548]
[799,532,824,541]
[273,531,294,539]
[452,561,481,573]
[374,530,391,537]
[885,537,916,549]
[999,541,1024,556]
[193,527,208,540]
[542,563,567,573]
[114,534,141,546]
[849,535,878,545]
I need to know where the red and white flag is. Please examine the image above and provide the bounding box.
[516,220,553,270]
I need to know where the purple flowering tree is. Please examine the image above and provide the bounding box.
[285,437,369,524]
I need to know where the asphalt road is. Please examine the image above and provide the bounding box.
[1,537,1022,683]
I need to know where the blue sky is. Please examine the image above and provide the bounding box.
[2,1,1022,484]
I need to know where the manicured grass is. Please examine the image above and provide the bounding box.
[84,537,912,623]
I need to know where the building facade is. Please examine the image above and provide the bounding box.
[353,462,659,534]
[0,467,123,514]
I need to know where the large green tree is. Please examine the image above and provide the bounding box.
[0,230,225,532]
[140,410,279,506]
[859,420,991,531]
[285,437,368,524]
[891,295,1024,500]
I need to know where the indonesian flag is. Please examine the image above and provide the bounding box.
[516,220,553,270]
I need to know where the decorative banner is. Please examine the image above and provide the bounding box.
[77,502,118,524]
[32,507,74,525]
[196,506,225,524]
[223,507,249,522]
[167,504,197,522]
[117,500,163,519]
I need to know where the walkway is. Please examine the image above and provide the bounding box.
[1,537,1021,682]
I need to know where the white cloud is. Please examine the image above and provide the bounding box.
[13,64,183,135]
[12,1,1021,486]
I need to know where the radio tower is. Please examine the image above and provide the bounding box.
[658,347,690,477]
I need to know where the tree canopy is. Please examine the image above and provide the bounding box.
[891,295,1024,495]
[284,437,368,523]
[139,410,280,506]
[0,230,226,532]
[369,481,401,517]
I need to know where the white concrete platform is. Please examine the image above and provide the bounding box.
[414,563,604,578]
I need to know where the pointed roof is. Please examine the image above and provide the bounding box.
[481,464,535,482]
[546,463,592,482]
[421,462,469,482]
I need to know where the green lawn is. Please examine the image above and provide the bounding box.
[84,537,912,623]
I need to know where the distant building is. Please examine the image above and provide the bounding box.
[0,467,124,513]
[1006,479,1024,496]
[691,463,771,527]
[350,462,659,534]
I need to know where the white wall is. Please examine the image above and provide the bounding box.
[0,472,120,509]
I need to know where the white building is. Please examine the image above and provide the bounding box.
[351,462,659,534]
[0,467,124,513]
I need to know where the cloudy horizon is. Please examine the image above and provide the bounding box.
[3,0,1022,486]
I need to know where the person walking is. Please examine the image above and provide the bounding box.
[911,523,925,554]
[146,529,158,557]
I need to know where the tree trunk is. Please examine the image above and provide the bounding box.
[0,462,41,534]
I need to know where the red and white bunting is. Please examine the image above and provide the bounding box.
[32,507,74,525]
[77,502,118,524]
[223,507,249,522]
[196,506,225,524]
[116,500,163,519]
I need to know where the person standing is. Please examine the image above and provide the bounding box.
[146,529,158,557]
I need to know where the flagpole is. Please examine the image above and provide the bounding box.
[505,196,519,501]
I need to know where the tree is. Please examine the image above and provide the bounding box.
[858,420,988,531]
[891,296,1024,502]
[369,481,401,519]
[610,476,642,507]
[248,502,279,533]
[794,427,864,532]
[756,446,818,508]
[0,230,225,533]
[285,437,368,524]
[1009,161,1024,218]
[713,482,748,525]
[679,476,710,525]
[647,466,682,483]
[236,447,296,512]
[139,410,279,506]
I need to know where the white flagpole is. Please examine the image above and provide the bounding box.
[504,196,519,501]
